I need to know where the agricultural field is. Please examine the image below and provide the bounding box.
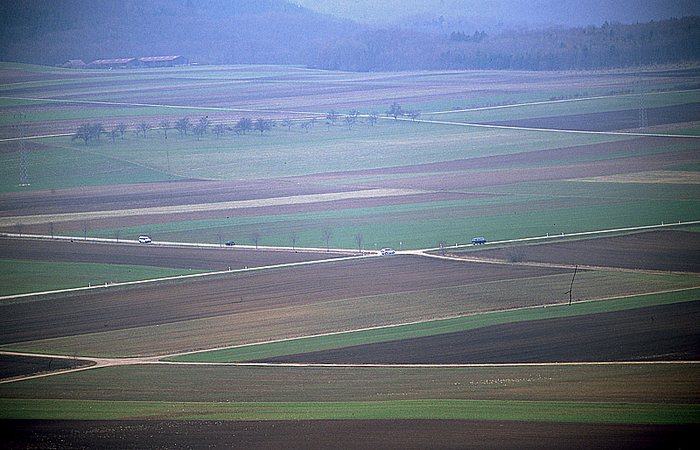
[1,62,699,447]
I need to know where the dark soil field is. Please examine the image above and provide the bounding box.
[0,354,90,380]
[261,301,700,364]
[465,230,700,272]
[485,103,700,131]
[0,237,348,271]
[2,419,693,450]
[0,255,566,345]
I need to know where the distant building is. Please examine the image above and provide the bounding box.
[87,58,141,69]
[60,59,86,69]
[138,56,188,67]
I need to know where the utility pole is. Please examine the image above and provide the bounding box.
[566,265,578,306]
[16,113,30,187]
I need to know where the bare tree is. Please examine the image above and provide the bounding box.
[90,123,105,143]
[82,221,88,240]
[116,123,128,139]
[343,115,355,129]
[213,124,225,138]
[281,118,294,131]
[367,113,378,126]
[114,229,120,243]
[109,126,118,143]
[254,118,271,134]
[323,229,333,252]
[192,116,209,140]
[387,102,403,119]
[234,117,253,135]
[251,232,261,249]
[137,122,150,138]
[160,120,170,139]
[72,123,93,145]
[49,222,54,239]
[326,110,338,127]
[15,222,23,237]
[354,233,364,254]
[290,231,298,250]
[301,121,312,133]
[439,240,448,256]
[175,117,191,136]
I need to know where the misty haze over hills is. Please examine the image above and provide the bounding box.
[295,0,700,29]
[0,0,698,71]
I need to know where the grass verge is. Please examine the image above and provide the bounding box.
[0,398,697,424]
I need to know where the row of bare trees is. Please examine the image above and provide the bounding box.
[71,103,413,145]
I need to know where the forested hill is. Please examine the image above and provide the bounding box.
[315,17,700,71]
[0,0,698,71]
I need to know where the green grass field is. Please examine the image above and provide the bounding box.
[1,398,697,424]
[0,260,206,296]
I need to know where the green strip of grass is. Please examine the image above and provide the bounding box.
[0,398,697,424]
[0,260,206,297]
[170,288,700,362]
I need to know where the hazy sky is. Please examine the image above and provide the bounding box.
[295,0,700,27]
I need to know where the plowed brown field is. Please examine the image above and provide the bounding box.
[3,420,693,450]
[0,255,566,345]
[464,230,700,272]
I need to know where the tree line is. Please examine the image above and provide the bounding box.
[312,17,700,71]
[70,104,419,145]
